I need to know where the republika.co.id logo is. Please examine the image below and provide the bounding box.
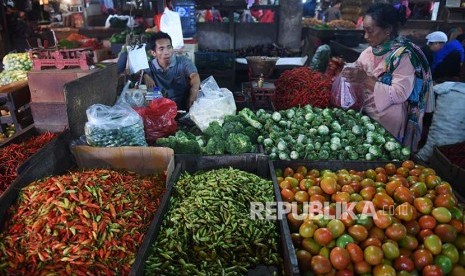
[250,201,408,221]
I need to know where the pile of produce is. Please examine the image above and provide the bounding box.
[273,67,332,110]
[0,132,56,195]
[255,105,410,160]
[0,53,32,86]
[327,19,357,29]
[156,111,260,154]
[57,33,102,50]
[0,124,14,141]
[277,161,465,275]
[145,168,281,274]
[438,143,465,169]
[302,18,323,28]
[0,169,166,274]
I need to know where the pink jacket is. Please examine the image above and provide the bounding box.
[357,47,415,140]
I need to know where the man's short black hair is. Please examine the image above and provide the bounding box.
[150,32,172,49]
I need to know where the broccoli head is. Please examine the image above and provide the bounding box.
[241,126,260,144]
[203,120,223,139]
[222,121,245,139]
[223,114,248,125]
[203,136,225,155]
[226,133,253,154]
[156,131,201,154]
[238,108,263,129]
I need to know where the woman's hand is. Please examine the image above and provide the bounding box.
[341,65,377,92]
[341,65,367,83]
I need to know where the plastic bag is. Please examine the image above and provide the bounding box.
[160,7,184,50]
[135,98,178,144]
[330,64,365,111]
[116,81,146,107]
[85,104,147,147]
[189,76,237,131]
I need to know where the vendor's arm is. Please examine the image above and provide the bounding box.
[143,73,156,89]
[372,55,415,112]
[188,72,200,108]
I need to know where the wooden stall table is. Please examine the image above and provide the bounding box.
[0,80,33,136]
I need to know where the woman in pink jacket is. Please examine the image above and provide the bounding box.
[342,3,433,152]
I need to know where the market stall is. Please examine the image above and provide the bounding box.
[1,1,465,275]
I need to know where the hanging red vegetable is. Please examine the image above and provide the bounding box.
[273,67,332,110]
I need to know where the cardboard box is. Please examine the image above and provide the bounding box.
[70,146,175,183]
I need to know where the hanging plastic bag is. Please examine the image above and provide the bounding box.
[160,7,184,50]
[189,76,236,131]
[127,43,149,74]
[85,103,147,147]
[135,98,178,144]
[330,74,364,111]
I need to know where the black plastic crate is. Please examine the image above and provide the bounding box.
[431,143,465,198]
[195,51,236,70]
[130,155,299,276]
[0,130,76,231]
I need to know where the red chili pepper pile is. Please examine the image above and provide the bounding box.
[273,67,332,110]
[0,132,56,195]
[439,142,465,169]
[0,169,166,275]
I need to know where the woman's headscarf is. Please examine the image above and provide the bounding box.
[372,36,434,152]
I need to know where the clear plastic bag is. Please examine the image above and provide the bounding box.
[189,76,237,131]
[330,66,365,111]
[85,103,147,147]
[116,81,146,107]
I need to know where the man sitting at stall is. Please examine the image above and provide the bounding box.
[143,32,200,111]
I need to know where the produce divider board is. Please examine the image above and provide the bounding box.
[70,145,174,185]
[0,130,75,231]
[130,155,300,276]
[269,160,465,275]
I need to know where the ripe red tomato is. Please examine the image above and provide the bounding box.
[346,242,364,263]
[314,228,333,246]
[412,248,434,270]
[330,247,350,270]
[393,255,415,271]
[348,224,368,242]
[422,264,444,276]
[310,255,332,274]
[385,223,407,241]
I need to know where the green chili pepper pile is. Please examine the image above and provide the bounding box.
[145,168,281,275]
[0,169,166,275]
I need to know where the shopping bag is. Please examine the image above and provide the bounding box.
[135,98,178,144]
[160,7,184,50]
[127,43,149,74]
[330,74,364,111]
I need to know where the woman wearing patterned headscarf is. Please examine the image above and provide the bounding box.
[342,2,433,152]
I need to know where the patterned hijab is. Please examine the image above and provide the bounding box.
[372,36,434,152]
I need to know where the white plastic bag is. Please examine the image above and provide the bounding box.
[189,76,237,131]
[85,103,147,147]
[104,15,136,28]
[160,8,184,50]
[127,43,149,74]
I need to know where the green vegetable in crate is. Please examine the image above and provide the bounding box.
[2,53,32,72]
[225,133,253,154]
[0,70,28,86]
[255,105,410,161]
[156,131,201,154]
[84,104,148,147]
[57,39,81,49]
[145,168,281,275]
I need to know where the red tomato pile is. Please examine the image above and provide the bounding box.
[276,161,465,275]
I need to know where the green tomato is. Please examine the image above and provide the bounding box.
[336,234,354,249]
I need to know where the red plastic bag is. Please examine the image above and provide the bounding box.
[330,74,365,111]
[135,98,177,144]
